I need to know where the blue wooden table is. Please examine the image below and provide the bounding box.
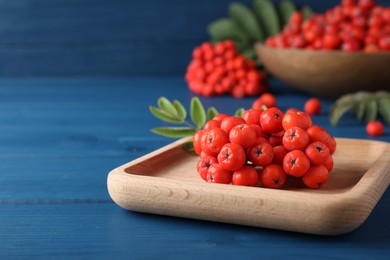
[0,76,389,258]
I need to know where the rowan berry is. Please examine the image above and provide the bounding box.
[283,150,310,177]
[207,163,232,184]
[272,145,289,165]
[302,165,329,189]
[197,155,218,181]
[247,142,274,167]
[201,128,229,156]
[193,130,205,155]
[259,164,287,189]
[203,119,220,131]
[229,124,257,148]
[217,143,246,171]
[242,109,263,125]
[366,120,385,136]
[282,127,309,151]
[304,98,321,115]
[232,166,259,186]
[260,107,285,134]
[282,111,312,130]
[305,141,330,165]
[220,116,246,134]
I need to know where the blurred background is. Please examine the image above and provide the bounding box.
[1,0,388,77]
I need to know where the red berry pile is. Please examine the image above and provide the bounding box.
[185,40,269,98]
[265,0,390,52]
[193,108,336,189]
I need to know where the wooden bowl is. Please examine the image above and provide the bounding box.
[256,44,390,98]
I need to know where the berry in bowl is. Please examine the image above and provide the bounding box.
[256,0,390,98]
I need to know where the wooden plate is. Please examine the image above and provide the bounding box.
[107,137,390,235]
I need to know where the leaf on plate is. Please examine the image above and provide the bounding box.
[190,97,206,129]
[158,97,178,116]
[151,127,197,138]
[173,100,187,120]
[182,141,195,152]
[149,106,184,124]
[235,108,245,117]
[207,107,219,121]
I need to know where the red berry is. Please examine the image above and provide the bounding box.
[220,116,246,134]
[252,93,277,109]
[259,164,286,189]
[212,113,229,122]
[203,119,220,131]
[272,145,289,165]
[229,124,257,148]
[242,109,263,125]
[302,165,329,189]
[282,127,310,151]
[197,155,218,181]
[207,163,232,184]
[201,128,229,156]
[341,38,361,51]
[260,107,285,134]
[305,141,330,165]
[232,166,259,186]
[283,150,310,177]
[247,142,274,167]
[323,155,334,172]
[304,98,321,115]
[282,111,312,130]
[366,120,384,136]
[193,130,205,155]
[217,143,246,171]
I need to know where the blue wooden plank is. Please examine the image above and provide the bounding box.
[0,200,389,258]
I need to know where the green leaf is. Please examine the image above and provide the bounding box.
[182,141,195,152]
[173,100,187,119]
[149,106,184,124]
[151,127,197,138]
[190,97,206,129]
[235,108,245,117]
[207,18,249,43]
[353,101,366,121]
[241,48,257,60]
[253,0,280,38]
[229,2,264,42]
[365,99,378,122]
[207,107,219,121]
[279,0,296,26]
[330,103,353,126]
[302,6,313,21]
[158,97,178,116]
[378,98,390,125]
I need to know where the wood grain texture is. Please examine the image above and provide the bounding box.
[0,0,388,75]
[108,137,390,235]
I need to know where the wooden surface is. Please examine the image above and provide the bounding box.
[108,137,390,235]
[0,0,389,76]
[1,76,390,258]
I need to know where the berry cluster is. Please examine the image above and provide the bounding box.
[193,108,336,189]
[265,0,390,51]
[185,40,269,98]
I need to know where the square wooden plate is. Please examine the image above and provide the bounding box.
[107,137,390,235]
